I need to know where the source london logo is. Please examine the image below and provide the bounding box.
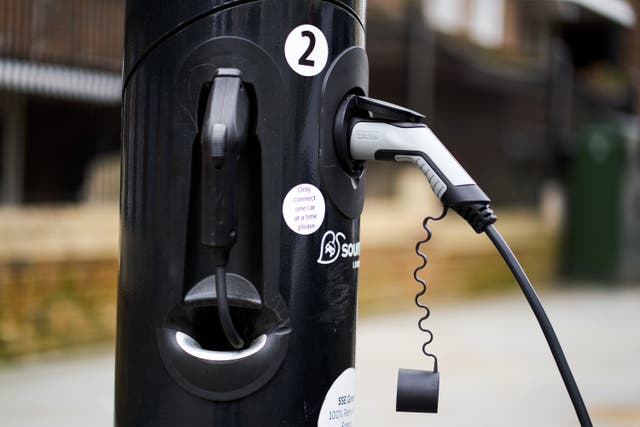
[317,230,360,269]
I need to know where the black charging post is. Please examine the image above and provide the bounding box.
[117,1,368,425]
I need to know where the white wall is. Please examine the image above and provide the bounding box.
[424,0,506,48]
[469,0,505,48]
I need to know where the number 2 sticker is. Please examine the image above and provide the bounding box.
[284,25,329,77]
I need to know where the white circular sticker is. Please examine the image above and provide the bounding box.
[284,25,329,77]
[318,368,355,427]
[282,183,326,235]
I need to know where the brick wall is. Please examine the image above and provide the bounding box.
[358,229,557,313]
[0,258,117,358]
[0,203,558,359]
[0,205,119,359]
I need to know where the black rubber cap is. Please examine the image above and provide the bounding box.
[396,368,439,413]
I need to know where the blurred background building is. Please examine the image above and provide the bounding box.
[0,0,123,358]
[1,0,122,205]
[0,0,639,361]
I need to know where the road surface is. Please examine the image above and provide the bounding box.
[1,287,638,426]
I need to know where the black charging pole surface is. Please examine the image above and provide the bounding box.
[117,1,368,425]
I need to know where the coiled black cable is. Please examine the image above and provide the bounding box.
[485,224,592,427]
[413,206,448,372]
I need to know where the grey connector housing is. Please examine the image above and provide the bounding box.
[349,121,490,208]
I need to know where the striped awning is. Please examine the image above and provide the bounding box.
[0,58,122,104]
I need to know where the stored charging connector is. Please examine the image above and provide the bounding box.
[200,69,251,350]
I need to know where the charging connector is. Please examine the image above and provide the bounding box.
[339,95,495,233]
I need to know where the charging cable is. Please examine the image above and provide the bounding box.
[485,224,592,426]
[343,95,593,426]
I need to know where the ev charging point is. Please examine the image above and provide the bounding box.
[118,1,593,426]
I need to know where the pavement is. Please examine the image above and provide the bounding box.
[1,287,639,427]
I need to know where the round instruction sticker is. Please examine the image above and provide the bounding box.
[284,24,329,77]
[318,368,355,427]
[282,183,326,235]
